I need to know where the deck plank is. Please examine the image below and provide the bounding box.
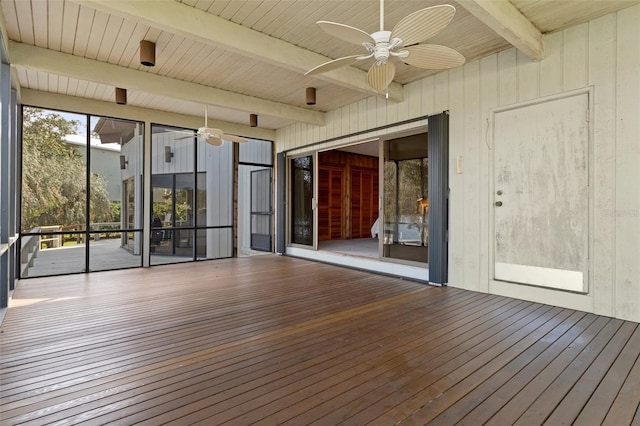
[1,255,639,425]
[387,308,577,425]
[284,302,550,426]
[171,296,524,425]
[541,321,636,425]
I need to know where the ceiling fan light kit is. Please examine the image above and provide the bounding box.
[140,40,156,67]
[305,0,465,92]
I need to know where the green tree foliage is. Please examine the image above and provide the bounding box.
[22,107,112,231]
[109,201,121,222]
[384,158,428,222]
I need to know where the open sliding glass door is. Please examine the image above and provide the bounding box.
[381,134,429,264]
[289,153,318,250]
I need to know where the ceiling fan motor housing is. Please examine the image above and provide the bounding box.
[307,4,464,91]
[371,31,392,63]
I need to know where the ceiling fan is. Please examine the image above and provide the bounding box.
[305,0,465,92]
[174,105,248,146]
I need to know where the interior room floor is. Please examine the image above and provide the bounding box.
[319,238,379,258]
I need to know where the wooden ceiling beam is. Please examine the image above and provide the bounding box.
[10,42,325,126]
[457,0,544,61]
[71,0,404,102]
[21,89,276,140]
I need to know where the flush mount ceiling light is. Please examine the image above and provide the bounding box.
[140,40,156,67]
[250,114,258,127]
[115,87,127,105]
[306,87,316,105]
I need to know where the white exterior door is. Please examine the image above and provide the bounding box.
[492,91,590,292]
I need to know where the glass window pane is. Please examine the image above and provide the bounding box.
[291,156,313,246]
[383,135,428,264]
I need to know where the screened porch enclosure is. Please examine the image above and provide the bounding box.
[20,109,144,277]
[20,111,274,278]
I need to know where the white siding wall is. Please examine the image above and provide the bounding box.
[201,141,234,228]
[276,5,640,322]
[239,139,273,165]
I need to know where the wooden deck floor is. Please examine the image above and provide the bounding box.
[1,255,639,425]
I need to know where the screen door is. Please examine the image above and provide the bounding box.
[250,168,272,252]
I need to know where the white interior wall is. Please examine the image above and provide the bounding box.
[276,5,640,322]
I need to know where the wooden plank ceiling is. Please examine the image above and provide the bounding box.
[1,0,638,132]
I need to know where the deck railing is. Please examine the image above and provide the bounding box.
[20,227,41,278]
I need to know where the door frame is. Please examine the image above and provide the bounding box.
[249,168,273,252]
[487,86,595,310]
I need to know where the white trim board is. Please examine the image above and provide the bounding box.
[490,279,594,313]
[495,262,584,292]
[286,247,429,283]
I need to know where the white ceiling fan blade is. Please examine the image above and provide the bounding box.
[317,21,374,45]
[175,134,197,140]
[367,61,396,92]
[206,135,224,146]
[391,5,456,46]
[403,44,465,69]
[222,134,248,143]
[305,55,362,76]
[162,129,193,134]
